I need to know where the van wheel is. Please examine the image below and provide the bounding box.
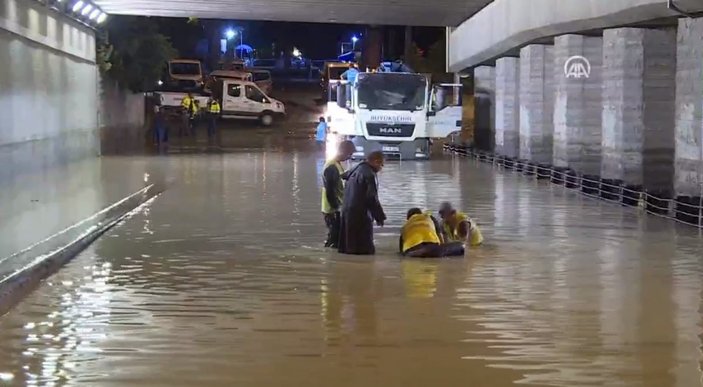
[260,112,274,126]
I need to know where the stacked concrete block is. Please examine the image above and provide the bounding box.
[495,57,520,158]
[473,66,496,152]
[519,44,555,164]
[674,17,703,198]
[601,28,676,192]
[553,35,603,176]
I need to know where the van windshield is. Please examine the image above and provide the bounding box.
[170,62,201,76]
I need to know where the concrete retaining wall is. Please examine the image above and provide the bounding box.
[552,35,603,175]
[674,17,703,197]
[0,0,98,183]
[519,44,554,164]
[495,57,520,158]
[601,27,676,191]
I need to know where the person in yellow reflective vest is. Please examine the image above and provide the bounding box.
[180,92,198,136]
[206,97,221,141]
[399,208,465,258]
[321,140,356,248]
[438,202,484,247]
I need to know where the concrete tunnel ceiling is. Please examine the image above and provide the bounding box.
[91,0,495,26]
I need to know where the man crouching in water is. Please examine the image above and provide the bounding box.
[399,208,465,258]
[438,202,484,248]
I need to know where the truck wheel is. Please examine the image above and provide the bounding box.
[260,112,274,126]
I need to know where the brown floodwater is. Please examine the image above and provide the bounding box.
[1,150,702,387]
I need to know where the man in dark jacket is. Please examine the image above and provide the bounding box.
[338,151,387,255]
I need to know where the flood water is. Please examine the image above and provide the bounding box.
[1,150,702,386]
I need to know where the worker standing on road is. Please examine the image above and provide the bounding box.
[207,97,221,142]
[338,151,387,255]
[153,106,168,149]
[321,140,356,248]
[341,63,359,84]
[399,208,464,258]
[438,202,484,248]
[180,92,196,137]
[315,117,328,150]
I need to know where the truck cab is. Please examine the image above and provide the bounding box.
[165,59,204,91]
[326,72,462,159]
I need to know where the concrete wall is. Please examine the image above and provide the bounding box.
[473,66,495,151]
[494,57,520,158]
[0,0,146,179]
[601,27,676,191]
[674,17,703,197]
[99,78,146,155]
[0,0,97,183]
[519,44,554,164]
[448,0,703,71]
[553,35,603,175]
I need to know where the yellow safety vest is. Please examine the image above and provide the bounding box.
[208,101,221,114]
[181,96,192,109]
[443,211,483,246]
[401,213,441,253]
[321,160,345,214]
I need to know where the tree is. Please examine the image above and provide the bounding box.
[101,16,178,92]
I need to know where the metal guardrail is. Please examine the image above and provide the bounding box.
[444,144,703,229]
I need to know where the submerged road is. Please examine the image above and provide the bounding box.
[0,150,702,386]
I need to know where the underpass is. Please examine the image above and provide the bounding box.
[3,0,703,385]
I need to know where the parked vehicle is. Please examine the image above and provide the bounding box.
[159,59,204,91]
[325,71,462,160]
[248,69,273,94]
[156,79,285,126]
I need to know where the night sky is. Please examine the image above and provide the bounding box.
[153,17,442,61]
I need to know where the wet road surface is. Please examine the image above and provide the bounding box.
[1,150,702,386]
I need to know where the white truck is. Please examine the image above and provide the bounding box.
[325,72,462,159]
[155,78,285,126]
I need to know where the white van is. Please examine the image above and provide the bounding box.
[217,79,285,126]
[156,79,285,126]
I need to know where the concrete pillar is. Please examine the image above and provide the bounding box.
[519,45,554,164]
[404,26,413,61]
[362,26,382,70]
[601,28,676,193]
[553,35,603,176]
[674,17,703,198]
[495,57,520,158]
[473,66,495,151]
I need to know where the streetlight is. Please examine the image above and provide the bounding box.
[292,48,301,58]
[225,29,236,40]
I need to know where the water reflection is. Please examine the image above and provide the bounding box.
[0,152,702,386]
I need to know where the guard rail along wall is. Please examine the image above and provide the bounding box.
[444,144,703,229]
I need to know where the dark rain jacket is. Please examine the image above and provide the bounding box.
[337,162,386,255]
